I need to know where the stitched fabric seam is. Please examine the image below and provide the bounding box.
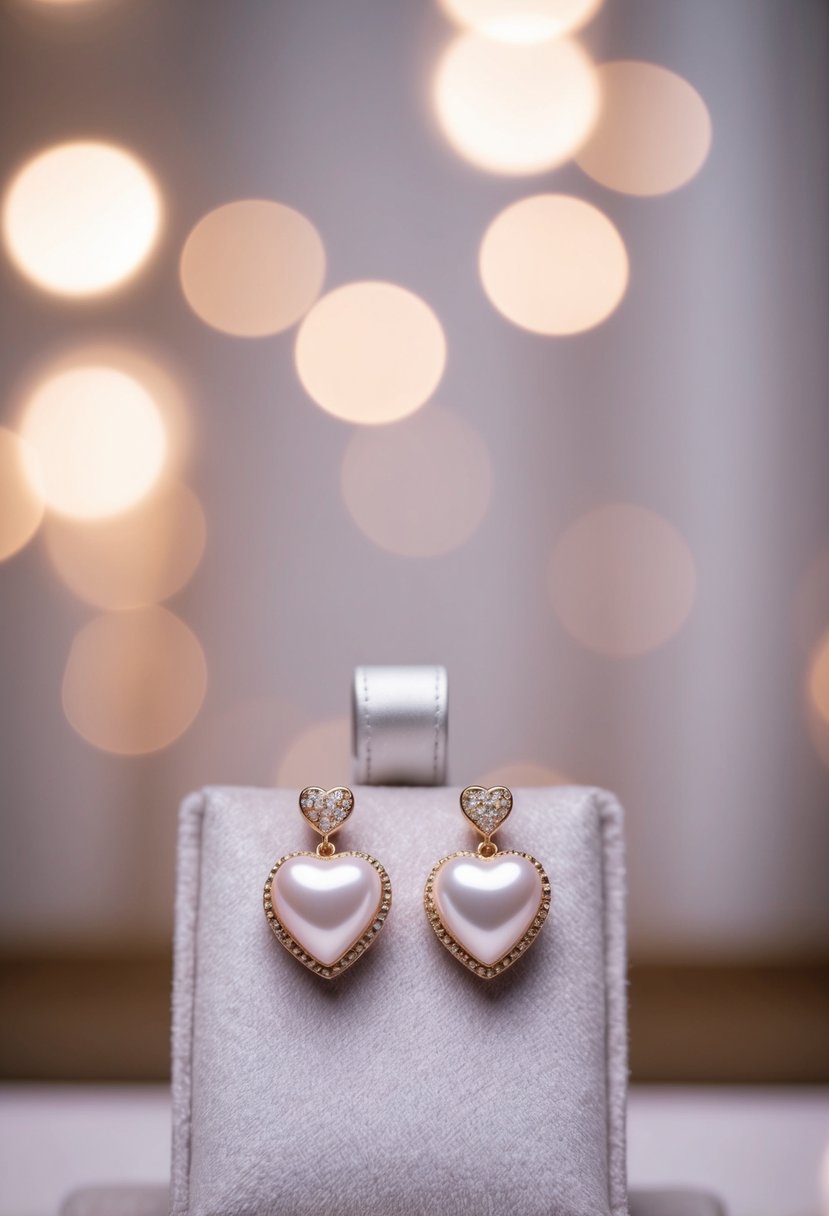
[184,795,205,1213]
[172,789,207,1216]
[432,666,441,783]
[362,667,372,784]
[596,787,629,1216]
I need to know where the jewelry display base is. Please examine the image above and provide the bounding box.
[60,1184,727,1216]
[171,785,628,1216]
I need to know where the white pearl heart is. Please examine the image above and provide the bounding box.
[268,853,386,969]
[429,852,548,969]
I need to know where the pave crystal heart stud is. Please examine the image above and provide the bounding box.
[263,786,392,979]
[424,785,550,979]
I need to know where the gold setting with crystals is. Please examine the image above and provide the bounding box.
[460,784,512,837]
[298,785,354,836]
[263,850,392,978]
[424,850,550,978]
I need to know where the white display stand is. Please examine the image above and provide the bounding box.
[170,784,628,1216]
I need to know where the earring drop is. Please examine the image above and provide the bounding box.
[264,786,392,978]
[424,786,550,979]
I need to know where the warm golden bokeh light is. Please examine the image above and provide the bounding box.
[62,607,207,754]
[433,34,599,175]
[36,341,192,475]
[44,481,206,609]
[480,762,570,787]
[576,61,712,195]
[19,361,167,519]
[480,194,628,334]
[2,141,161,296]
[295,281,446,424]
[549,504,696,657]
[439,0,604,43]
[340,405,491,556]
[179,199,326,337]
[808,630,829,731]
[0,428,45,561]
[275,716,352,789]
[806,630,829,771]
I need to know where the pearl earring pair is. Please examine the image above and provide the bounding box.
[263,785,550,981]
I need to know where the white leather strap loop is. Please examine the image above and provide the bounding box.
[352,665,448,786]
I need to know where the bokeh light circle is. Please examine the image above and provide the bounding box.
[808,630,829,731]
[19,361,167,519]
[433,34,599,175]
[180,199,326,337]
[806,629,829,771]
[295,281,446,424]
[549,503,696,657]
[480,194,629,334]
[0,428,45,561]
[275,717,352,789]
[576,61,712,196]
[62,606,207,754]
[439,0,604,43]
[35,341,192,477]
[2,141,161,296]
[341,406,492,556]
[44,481,206,609]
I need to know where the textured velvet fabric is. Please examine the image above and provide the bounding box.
[171,786,629,1216]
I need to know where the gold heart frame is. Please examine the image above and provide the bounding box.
[423,850,551,979]
[263,850,392,979]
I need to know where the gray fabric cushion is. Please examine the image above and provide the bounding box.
[172,786,628,1216]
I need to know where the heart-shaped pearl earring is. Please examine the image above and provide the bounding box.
[264,786,392,979]
[424,786,550,979]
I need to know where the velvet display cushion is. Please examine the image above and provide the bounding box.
[171,786,628,1216]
